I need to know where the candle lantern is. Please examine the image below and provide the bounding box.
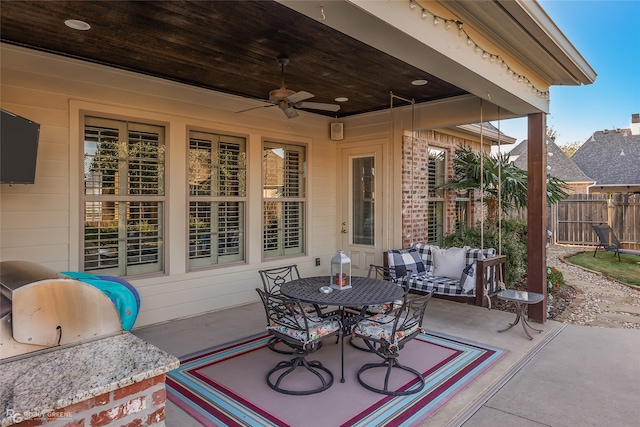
[330,249,352,290]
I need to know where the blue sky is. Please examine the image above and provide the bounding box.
[495,0,640,150]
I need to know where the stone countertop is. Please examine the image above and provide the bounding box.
[0,332,180,427]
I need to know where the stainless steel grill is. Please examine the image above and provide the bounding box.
[0,260,122,361]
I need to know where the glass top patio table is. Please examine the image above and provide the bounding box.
[279,276,405,307]
[497,289,544,304]
[497,289,544,340]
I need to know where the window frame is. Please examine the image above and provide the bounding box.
[262,141,307,259]
[427,147,447,246]
[82,116,166,277]
[187,129,247,269]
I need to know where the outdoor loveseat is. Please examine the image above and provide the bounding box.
[384,244,506,307]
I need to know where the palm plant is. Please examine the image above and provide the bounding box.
[442,147,569,225]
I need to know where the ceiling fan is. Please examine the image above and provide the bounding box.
[237,56,340,119]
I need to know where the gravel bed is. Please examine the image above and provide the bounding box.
[548,244,640,329]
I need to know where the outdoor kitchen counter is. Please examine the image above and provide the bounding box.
[0,332,179,426]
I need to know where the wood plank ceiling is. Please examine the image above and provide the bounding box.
[0,0,468,118]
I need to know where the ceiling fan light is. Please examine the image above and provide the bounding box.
[64,19,91,30]
[335,97,349,102]
[412,79,428,86]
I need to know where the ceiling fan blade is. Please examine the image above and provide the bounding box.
[298,101,341,112]
[235,104,275,113]
[287,91,314,103]
[282,107,299,119]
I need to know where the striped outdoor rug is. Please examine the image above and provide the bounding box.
[167,331,506,427]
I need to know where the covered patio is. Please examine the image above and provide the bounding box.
[1,1,601,425]
[1,0,596,326]
[133,296,639,426]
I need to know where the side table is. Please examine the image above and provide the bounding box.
[497,289,544,340]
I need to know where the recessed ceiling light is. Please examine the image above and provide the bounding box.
[335,97,349,102]
[412,79,428,86]
[65,19,91,31]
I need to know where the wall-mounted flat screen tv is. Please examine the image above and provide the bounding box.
[1,109,41,184]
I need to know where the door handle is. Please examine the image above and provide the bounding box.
[341,222,347,234]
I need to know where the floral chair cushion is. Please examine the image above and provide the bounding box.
[354,315,422,346]
[365,299,404,315]
[269,315,340,344]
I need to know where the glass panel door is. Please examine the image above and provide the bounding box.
[341,145,383,277]
[352,156,375,246]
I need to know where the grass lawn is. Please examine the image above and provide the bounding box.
[567,251,640,287]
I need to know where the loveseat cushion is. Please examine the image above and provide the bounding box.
[387,248,426,278]
[406,274,471,296]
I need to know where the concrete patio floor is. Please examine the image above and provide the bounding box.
[133,297,640,426]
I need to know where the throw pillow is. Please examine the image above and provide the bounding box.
[387,248,426,278]
[411,243,438,273]
[464,247,496,267]
[460,262,477,293]
[432,247,466,280]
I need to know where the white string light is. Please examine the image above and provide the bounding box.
[407,0,550,99]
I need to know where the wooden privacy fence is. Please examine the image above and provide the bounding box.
[556,194,607,245]
[509,194,640,249]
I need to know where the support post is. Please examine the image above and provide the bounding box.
[527,113,547,323]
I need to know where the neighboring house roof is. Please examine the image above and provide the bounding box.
[509,139,595,183]
[571,129,640,185]
[508,139,528,157]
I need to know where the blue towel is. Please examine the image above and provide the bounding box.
[61,271,139,331]
[96,275,141,311]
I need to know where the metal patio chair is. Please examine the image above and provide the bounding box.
[259,265,326,354]
[353,289,435,396]
[256,288,341,395]
[349,264,412,352]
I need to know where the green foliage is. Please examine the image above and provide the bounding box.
[440,147,569,225]
[558,141,582,157]
[546,267,566,291]
[443,218,528,286]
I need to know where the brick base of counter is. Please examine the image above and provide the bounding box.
[14,374,167,427]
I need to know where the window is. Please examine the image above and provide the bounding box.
[455,190,470,230]
[263,142,306,258]
[188,131,246,268]
[427,147,446,246]
[83,117,165,276]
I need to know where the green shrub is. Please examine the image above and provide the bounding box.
[443,217,528,286]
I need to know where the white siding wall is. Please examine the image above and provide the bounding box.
[0,45,345,327]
